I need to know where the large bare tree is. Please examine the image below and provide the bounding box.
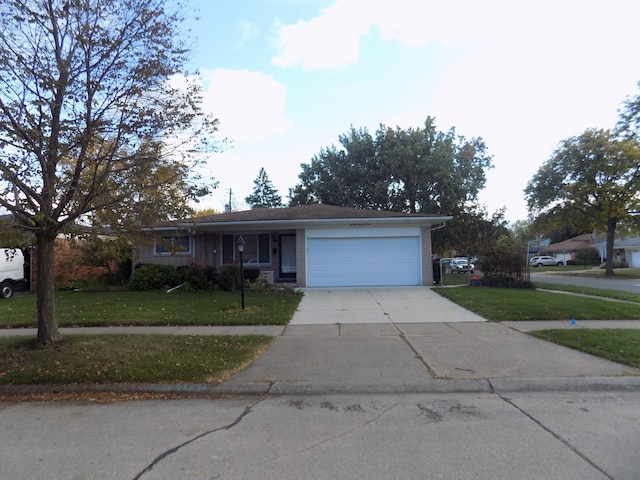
[0,0,217,344]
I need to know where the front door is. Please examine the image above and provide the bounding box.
[279,235,296,280]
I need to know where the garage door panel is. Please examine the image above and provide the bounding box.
[307,237,420,287]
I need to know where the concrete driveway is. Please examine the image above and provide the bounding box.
[290,287,486,325]
[229,287,639,387]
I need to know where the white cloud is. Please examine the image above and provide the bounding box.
[271,3,369,70]
[270,0,494,70]
[200,68,294,144]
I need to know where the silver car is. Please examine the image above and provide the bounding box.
[450,258,474,273]
[529,256,563,267]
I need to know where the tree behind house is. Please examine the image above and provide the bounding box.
[246,168,283,208]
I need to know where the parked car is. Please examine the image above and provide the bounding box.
[450,258,474,273]
[1,248,26,298]
[529,256,563,267]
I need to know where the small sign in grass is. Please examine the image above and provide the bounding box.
[0,334,273,385]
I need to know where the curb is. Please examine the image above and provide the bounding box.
[3,377,640,399]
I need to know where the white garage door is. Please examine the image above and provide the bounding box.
[306,236,421,287]
[630,250,640,268]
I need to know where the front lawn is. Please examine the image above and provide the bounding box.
[434,285,640,321]
[529,329,640,369]
[0,334,273,385]
[0,289,302,328]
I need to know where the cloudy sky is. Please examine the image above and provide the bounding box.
[184,0,640,222]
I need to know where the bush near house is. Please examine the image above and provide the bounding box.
[477,238,532,288]
[129,264,181,290]
[602,260,628,269]
[54,238,110,290]
[567,247,600,266]
[130,263,262,292]
[219,265,261,292]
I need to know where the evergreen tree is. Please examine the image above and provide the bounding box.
[246,168,283,208]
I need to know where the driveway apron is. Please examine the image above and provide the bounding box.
[289,286,486,325]
[228,288,639,388]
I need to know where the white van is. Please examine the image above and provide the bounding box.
[1,248,26,298]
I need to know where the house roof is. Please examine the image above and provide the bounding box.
[592,236,640,249]
[540,233,602,253]
[150,204,452,231]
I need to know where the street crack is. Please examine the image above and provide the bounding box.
[131,399,263,480]
[492,386,615,480]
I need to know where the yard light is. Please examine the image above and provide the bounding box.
[236,236,246,310]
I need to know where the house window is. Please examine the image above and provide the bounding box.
[155,235,191,255]
[223,234,270,264]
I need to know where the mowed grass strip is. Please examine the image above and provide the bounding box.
[0,290,302,328]
[529,329,640,369]
[434,286,640,321]
[533,282,640,304]
[0,334,273,385]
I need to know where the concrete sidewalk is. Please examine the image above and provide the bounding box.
[2,287,640,396]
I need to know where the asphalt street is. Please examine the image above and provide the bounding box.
[2,389,639,480]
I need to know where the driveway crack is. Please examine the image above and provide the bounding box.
[131,398,264,480]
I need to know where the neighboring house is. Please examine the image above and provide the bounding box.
[135,204,452,288]
[591,236,640,268]
[539,233,605,264]
[527,237,551,255]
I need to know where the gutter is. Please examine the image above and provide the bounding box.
[144,216,454,232]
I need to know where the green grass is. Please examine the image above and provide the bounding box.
[533,282,640,303]
[440,273,472,286]
[0,334,273,385]
[434,286,640,321]
[0,289,302,328]
[529,329,640,369]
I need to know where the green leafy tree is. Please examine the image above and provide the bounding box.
[75,235,133,285]
[525,128,640,275]
[0,0,218,344]
[245,168,282,208]
[616,81,640,139]
[289,118,493,216]
[432,206,509,256]
[289,126,389,209]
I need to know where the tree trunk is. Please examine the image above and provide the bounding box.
[604,217,617,277]
[36,233,61,345]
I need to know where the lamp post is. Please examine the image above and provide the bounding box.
[236,236,245,310]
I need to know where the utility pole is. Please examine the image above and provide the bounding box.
[225,189,234,213]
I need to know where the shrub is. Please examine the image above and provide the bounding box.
[574,248,600,266]
[601,260,628,269]
[179,264,209,291]
[244,267,261,283]
[220,264,240,292]
[246,275,270,292]
[477,237,532,288]
[129,264,180,290]
[219,265,262,291]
